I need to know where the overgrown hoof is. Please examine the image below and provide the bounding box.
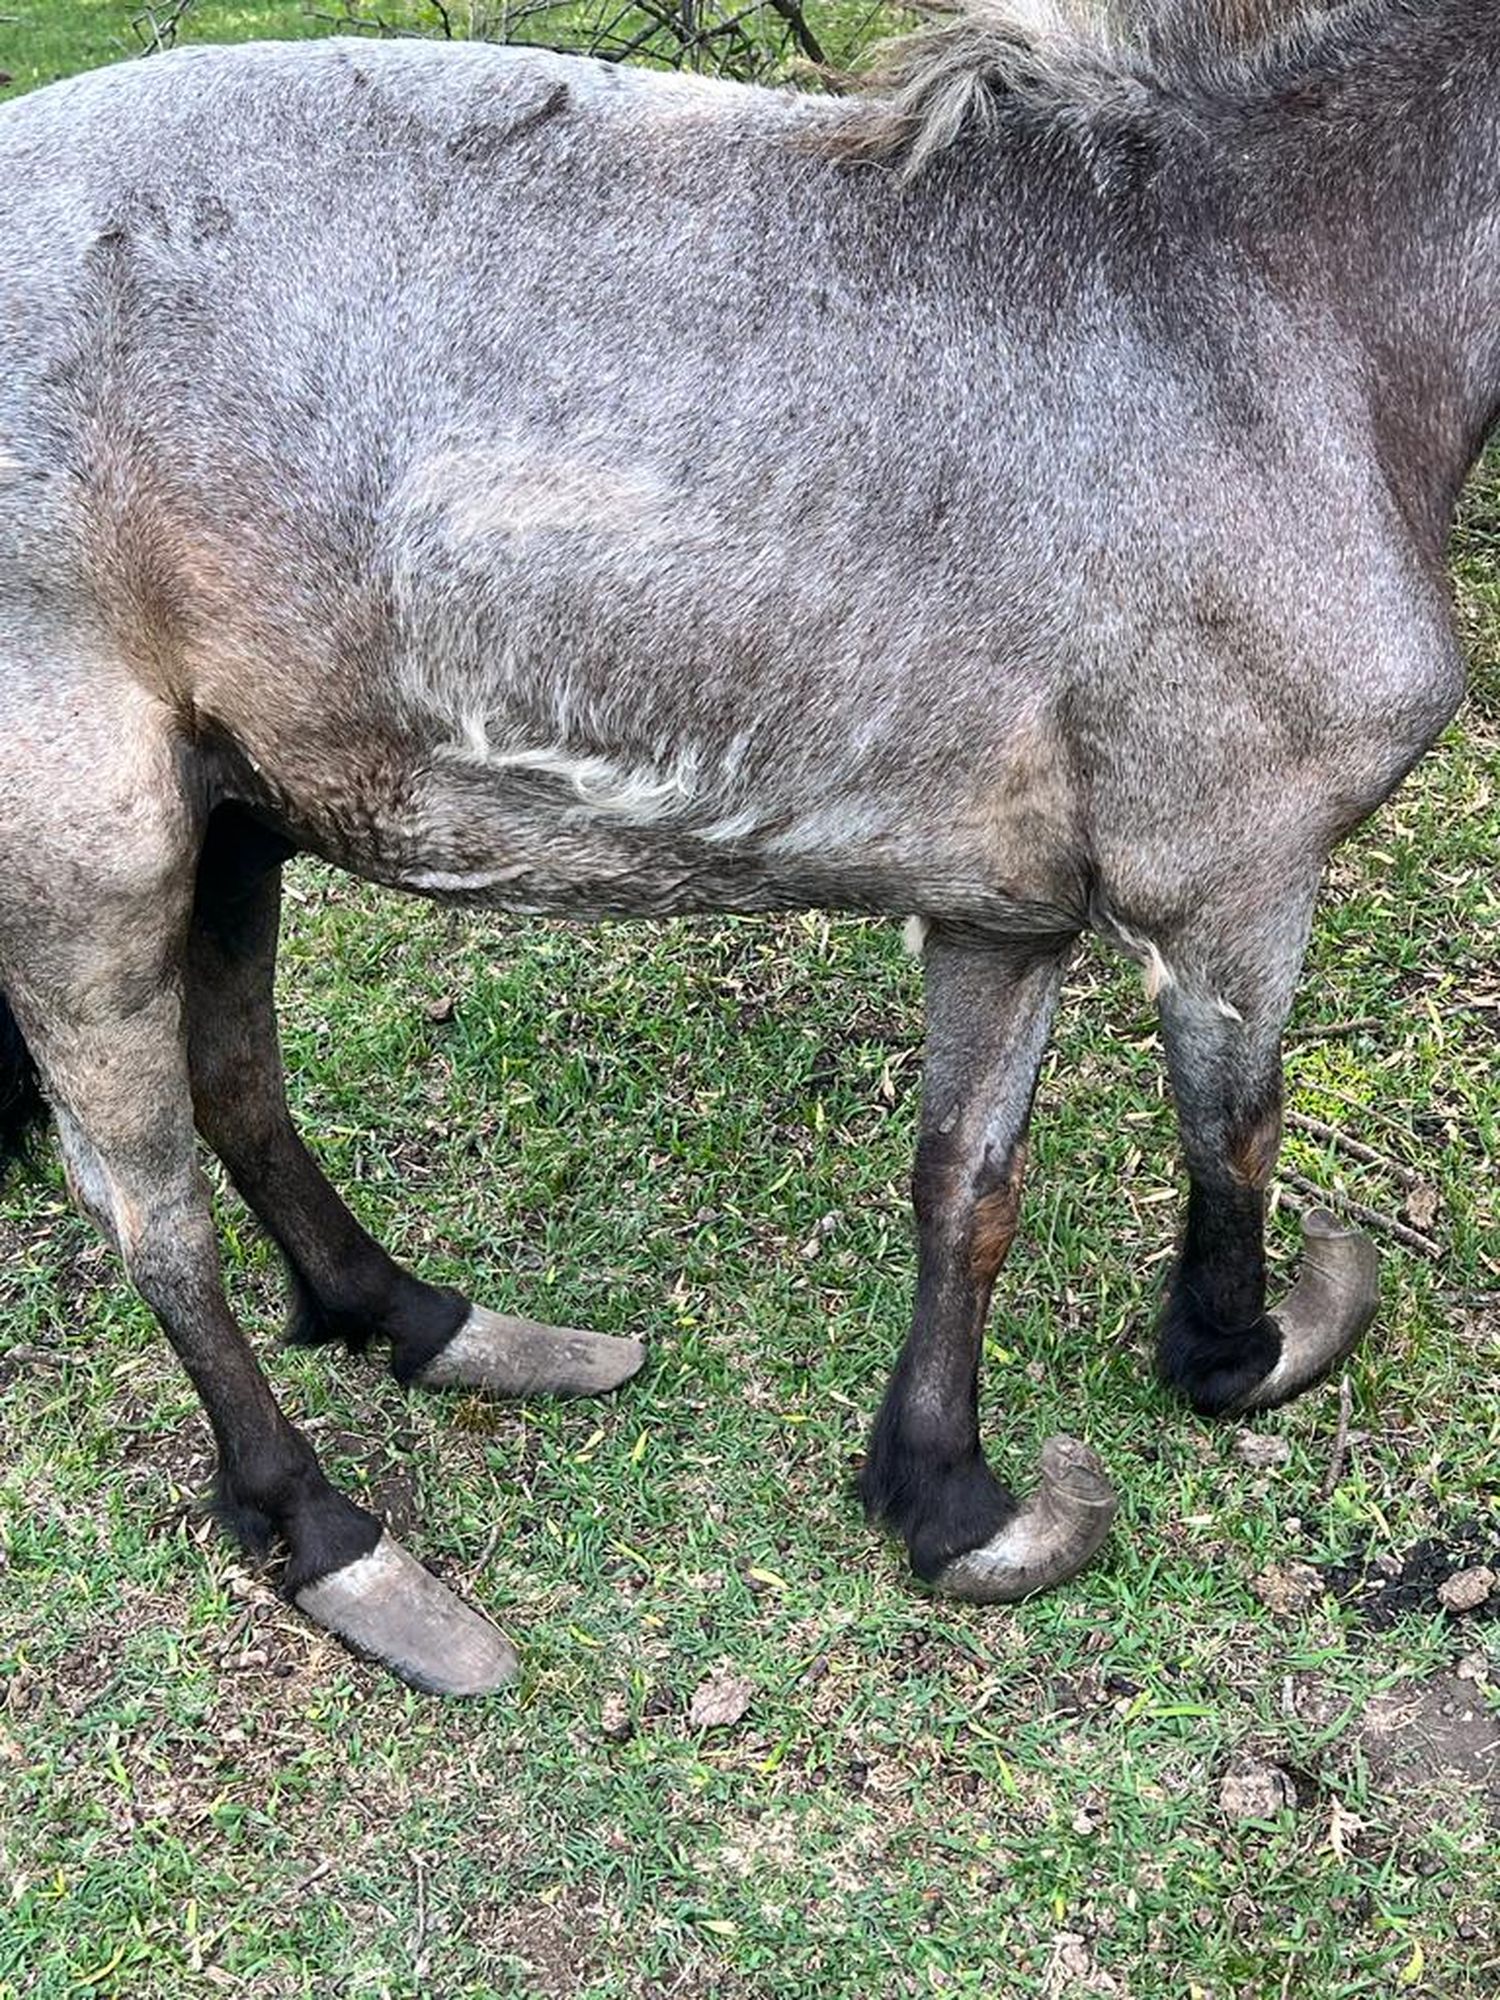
[413,1306,647,1398]
[930,1436,1118,1604]
[295,1531,519,1695]
[1225,1210,1379,1417]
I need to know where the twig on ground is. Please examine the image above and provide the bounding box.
[1280,1171,1443,1259]
[467,1520,503,1583]
[1285,1077,1435,1149]
[1285,1109,1423,1190]
[1286,1017,1383,1041]
[1320,1371,1355,1501]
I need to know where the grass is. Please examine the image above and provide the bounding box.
[2,8,1499,1997]
[0,0,888,97]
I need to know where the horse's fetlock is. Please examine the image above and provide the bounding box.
[214,1437,381,1590]
[1157,1285,1283,1416]
[280,1488,383,1596]
[860,1412,1017,1581]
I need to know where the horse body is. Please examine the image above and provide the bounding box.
[0,4,1488,1689]
[5,35,1459,928]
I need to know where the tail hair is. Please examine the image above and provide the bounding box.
[0,992,47,1188]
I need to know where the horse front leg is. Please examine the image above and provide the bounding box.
[862,932,1118,1602]
[1155,928,1379,1417]
[186,808,645,1398]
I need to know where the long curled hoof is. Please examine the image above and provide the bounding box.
[932,1436,1118,1604]
[414,1306,647,1398]
[1227,1210,1379,1416]
[295,1531,519,1695]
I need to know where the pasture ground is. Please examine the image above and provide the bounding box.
[1,6,1498,1995]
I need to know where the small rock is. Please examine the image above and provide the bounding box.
[1403,1182,1440,1231]
[688,1667,754,1731]
[1438,1566,1496,1614]
[1234,1431,1291,1470]
[1219,1758,1296,1821]
[600,1693,634,1742]
[1455,1652,1492,1683]
[1251,1561,1321,1614]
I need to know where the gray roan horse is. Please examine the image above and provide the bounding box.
[0,0,1483,1692]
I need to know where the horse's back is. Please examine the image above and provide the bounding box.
[0,45,806,718]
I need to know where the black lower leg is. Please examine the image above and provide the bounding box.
[861,1356,1018,1582]
[276,1213,469,1382]
[211,1406,382,1594]
[861,1136,1023,1578]
[131,1239,383,1592]
[1158,1180,1282,1415]
[1155,974,1294,1417]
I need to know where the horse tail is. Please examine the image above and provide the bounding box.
[0,991,46,1188]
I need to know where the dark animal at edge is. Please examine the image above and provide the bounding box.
[0,0,1484,1690]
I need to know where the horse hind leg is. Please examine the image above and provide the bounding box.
[0,685,513,1693]
[185,805,646,1398]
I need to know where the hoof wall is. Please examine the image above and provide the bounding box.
[1227,1210,1379,1416]
[933,1436,1118,1604]
[296,1532,519,1696]
[416,1307,647,1399]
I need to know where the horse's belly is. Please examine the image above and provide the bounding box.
[296,746,1083,938]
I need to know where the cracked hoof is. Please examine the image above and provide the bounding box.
[931,1436,1118,1603]
[415,1306,647,1398]
[295,1531,519,1695]
[1227,1210,1379,1416]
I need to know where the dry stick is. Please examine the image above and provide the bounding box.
[466,1520,503,1585]
[1286,1017,1383,1041]
[1284,1109,1424,1190]
[1280,1170,1443,1259]
[1321,1372,1356,1502]
[1286,1077,1433,1148]
[131,0,200,49]
[306,7,430,35]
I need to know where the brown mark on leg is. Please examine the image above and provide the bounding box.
[968,1142,1028,1286]
[1229,1100,1283,1192]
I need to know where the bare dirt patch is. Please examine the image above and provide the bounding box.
[1357,1672,1500,1808]
[1292,1665,1500,1836]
